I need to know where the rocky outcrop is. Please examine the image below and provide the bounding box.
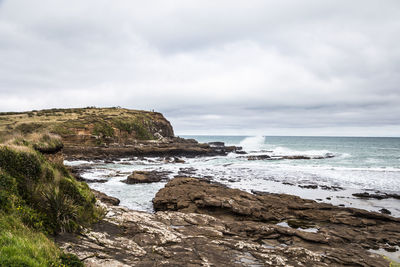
[63,137,241,160]
[122,170,170,184]
[152,177,400,266]
[244,153,335,160]
[55,177,399,266]
[353,192,400,200]
[91,189,120,206]
[57,202,340,266]
[0,107,243,159]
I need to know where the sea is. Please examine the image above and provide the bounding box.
[65,136,400,217]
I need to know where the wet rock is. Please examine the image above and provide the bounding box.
[384,246,398,252]
[57,194,392,267]
[153,177,400,266]
[63,137,242,160]
[246,155,272,160]
[122,170,170,184]
[178,167,197,177]
[91,189,120,206]
[283,182,295,186]
[320,185,344,191]
[208,141,225,147]
[66,165,108,183]
[379,208,391,215]
[284,155,312,159]
[352,192,400,200]
[163,156,185,164]
[298,184,318,189]
[242,154,335,161]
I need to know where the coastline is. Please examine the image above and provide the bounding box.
[56,177,400,266]
[1,109,399,266]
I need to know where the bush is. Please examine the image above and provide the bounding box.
[40,186,79,234]
[15,123,44,134]
[0,172,18,212]
[59,252,84,267]
[0,146,42,199]
[31,133,63,154]
[0,142,102,265]
[93,122,114,138]
[0,144,102,234]
[113,119,154,140]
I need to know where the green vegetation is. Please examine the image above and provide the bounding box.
[31,133,64,154]
[93,122,114,138]
[0,137,103,266]
[15,122,45,134]
[0,107,166,143]
[114,118,154,140]
[0,214,60,266]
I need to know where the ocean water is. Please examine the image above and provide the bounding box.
[65,136,400,216]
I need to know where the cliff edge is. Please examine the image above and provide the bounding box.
[0,107,239,159]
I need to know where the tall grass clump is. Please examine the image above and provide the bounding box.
[0,140,103,266]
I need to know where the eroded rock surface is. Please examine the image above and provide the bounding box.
[152,177,400,266]
[63,137,241,160]
[59,201,386,266]
[56,177,400,266]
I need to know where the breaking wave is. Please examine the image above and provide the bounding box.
[239,135,266,152]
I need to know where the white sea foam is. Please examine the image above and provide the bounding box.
[239,135,265,152]
[271,146,335,158]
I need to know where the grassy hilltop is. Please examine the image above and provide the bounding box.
[0,107,174,145]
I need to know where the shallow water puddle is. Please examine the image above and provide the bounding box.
[369,246,400,263]
[276,221,319,233]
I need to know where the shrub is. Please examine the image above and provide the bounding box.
[0,172,18,213]
[0,146,42,199]
[15,123,44,134]
[93,122,114,138]
[40,185,79,234]
[59,252,84,267]
[113,119,154,140]
[0,144,102,235]
[30,133,63,154]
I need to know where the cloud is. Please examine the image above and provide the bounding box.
[0,0,399,136]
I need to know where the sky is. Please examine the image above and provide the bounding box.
[0,1,399,136]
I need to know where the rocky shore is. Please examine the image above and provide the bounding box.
[56,177,400,266]
[63,137,240,160]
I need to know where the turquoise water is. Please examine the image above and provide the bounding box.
[183,135,400,170]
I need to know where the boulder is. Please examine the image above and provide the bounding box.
[123,170,170,184]
[91,189,120,206]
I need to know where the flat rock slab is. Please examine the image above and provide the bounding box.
[56,178,400,266]
[57,202,389,267]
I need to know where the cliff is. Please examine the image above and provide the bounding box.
[0,107,174,145]
[0,107,239,159]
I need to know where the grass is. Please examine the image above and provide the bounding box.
[0,214,60,266]
[0,214,84,266]
[0,107,167,143]
[0,139,103,266]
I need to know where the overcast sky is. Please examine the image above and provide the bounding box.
[0,1,399,136]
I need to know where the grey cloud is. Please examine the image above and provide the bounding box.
[0,0,399,136]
